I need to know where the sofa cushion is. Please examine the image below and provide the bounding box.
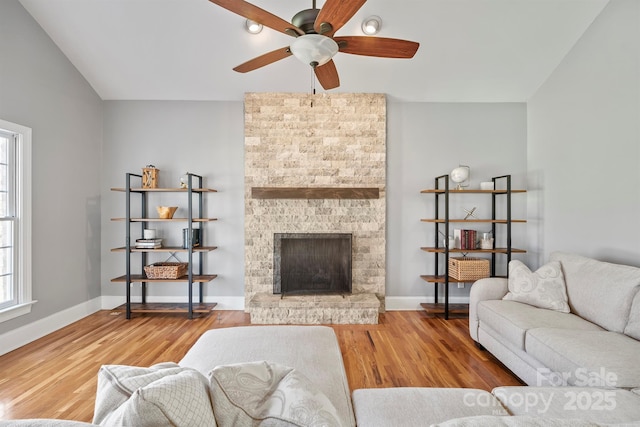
[93,363,216,427]
[351,388,508,427]
[478,325,550,387]
[179,326,355,426]
[434,415,606,426]
[526,328,640,388]
[623,289,640,340]
[503,260,569,313]
[550,252,640,333]
[209,361,340,427]
[492,386,640,424]
[477,300,602,351]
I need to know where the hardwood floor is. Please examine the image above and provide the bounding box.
[0,310,522,422]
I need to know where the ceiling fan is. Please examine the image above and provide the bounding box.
[208,0,420,90]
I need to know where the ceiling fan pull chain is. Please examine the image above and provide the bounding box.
[311,68,316,106]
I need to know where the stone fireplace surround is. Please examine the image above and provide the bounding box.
[244,93,386,324]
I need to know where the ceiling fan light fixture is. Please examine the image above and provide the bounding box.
[290,34,339,67]
[245,19,263,34]
[361,16,381,35]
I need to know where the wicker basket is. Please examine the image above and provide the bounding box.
[144,262,188,279]
[448,257,490,281]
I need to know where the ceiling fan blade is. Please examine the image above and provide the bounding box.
[314,0,366,36]
[334,36,419,58]
[314,60,340,90]
[233,47,292,73]
[208,0,303,37]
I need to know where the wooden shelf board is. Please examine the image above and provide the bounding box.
[420,189,526,194]
[111,246,218,253]
[420,219,526,223]
[111,274,217,283]
[111,302,217,314]
[111,218,217,222]
[421,274,507,283]
[251,187,379,199]
[111,187,217,193]
[420,247,526,254]
[420,275,484,283]
[420,302,469,316]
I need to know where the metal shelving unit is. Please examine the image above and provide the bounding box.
[420,174,526,319]
[111,172,218,319]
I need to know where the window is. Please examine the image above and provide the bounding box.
[0,129,16,310]
[0,119,33,322]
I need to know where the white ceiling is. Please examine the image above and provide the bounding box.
[19,0,609,102]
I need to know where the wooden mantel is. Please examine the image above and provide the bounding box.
[251,187,380,200]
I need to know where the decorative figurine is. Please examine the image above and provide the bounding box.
[142,165,158,188]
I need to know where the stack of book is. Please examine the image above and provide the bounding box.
[453,229,478,250]
[135,238,162,249]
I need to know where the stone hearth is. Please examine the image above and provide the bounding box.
[249,293,380,324]
[244,93,386,324]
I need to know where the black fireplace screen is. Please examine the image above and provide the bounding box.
[274,233,352,295]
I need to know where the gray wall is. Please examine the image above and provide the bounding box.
[101,101,527,307]
[387,103,527,304]
[101,101,245,306]
[527,0,640,267]
[0,0,103,333]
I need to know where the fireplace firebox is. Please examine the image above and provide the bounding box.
[274,233,352,296]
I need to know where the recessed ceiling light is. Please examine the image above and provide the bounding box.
[245,19,263,34]
[361,16,381,35]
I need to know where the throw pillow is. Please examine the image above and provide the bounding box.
[93,362,183,424]
[503,260,570,313]
[93,363,216,427]
[209,360,340,427]
[623,289,640,340]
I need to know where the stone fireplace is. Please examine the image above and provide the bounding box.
[244,93,386,324]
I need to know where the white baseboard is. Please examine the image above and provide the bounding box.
[385,296,470,311]
[0,297,103,356]
[201,296,244,310]
[101,295,245,311]
[101,295,126,309]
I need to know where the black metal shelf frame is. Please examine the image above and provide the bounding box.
[123,172,207,319]
[429,174,517,319]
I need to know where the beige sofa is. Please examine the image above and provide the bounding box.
[8,324,640,426]
[351,386,640,426]
[469,251,640,389]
